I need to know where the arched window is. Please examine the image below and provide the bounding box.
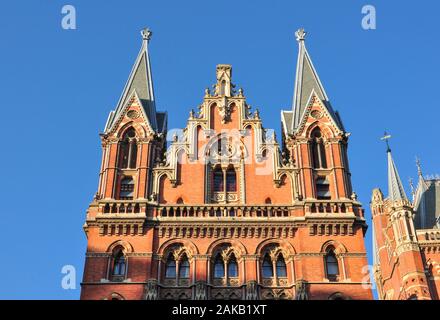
[165,254,176,278]
[119,177,134,200]
[119,127,137,169]
[325,249,339,281]
[213,167,224,192]
[228,254,238,278]
[213,254,224,278]
[276,255,287,278]
[179,255,190,279]
[226,167,236,192]
[262,254,273,278]
[311,128,327,169]
[112,250,126,277]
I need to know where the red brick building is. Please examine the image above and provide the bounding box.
[80,28,373,300]
[372,145,440,300]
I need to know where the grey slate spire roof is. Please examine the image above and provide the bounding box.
[281,29,344,135]
[291,28,329,131]
[387,149,408,202]
[104,28,158,133]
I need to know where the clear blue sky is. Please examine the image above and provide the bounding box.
[1,0,439,299]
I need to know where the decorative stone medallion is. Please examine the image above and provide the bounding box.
[310,110,322,119]
[127,110,140,119]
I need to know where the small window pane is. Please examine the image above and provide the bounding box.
[262,255,273,278]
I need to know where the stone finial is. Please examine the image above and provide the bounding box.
[416,157,423,177]
[295,28,306,42]
[254,108,260,119]
[141,28,152,42]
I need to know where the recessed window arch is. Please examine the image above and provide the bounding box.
[262,253,273,278]
[179,254,190,279]
[111,248,126,280]
[119,177,134,200]
[213,167,224,192]
[226,167,237,192]
[276,255,287,278]
[325,248,339,281]
[165,253,176,279]
[311,127,327,169]
[227,254,238,278]
[213,253,224,278]
[118,127,137,169]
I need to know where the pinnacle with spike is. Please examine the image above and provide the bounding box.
[141,28,152,41]
[295,28,306,42]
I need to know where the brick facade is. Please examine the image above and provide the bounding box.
[80,28,373,300]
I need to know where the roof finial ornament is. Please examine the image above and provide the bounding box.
[416,156,423,177]
[295,28,307,42]
[409,177,415,199]
[141,28,152,42]
[380,131,392,153]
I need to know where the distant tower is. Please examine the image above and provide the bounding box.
[371,136,431,300]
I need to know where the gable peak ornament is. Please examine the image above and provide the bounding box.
[295,28,306,42]
[141,28,152,42]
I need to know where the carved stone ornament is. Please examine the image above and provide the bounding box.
[310,110,322,119]
[127,110,140,119]
[194,281,208,300]
[144,279,158,300]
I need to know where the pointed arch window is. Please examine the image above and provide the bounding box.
[213,254,224,278]
[311,128,327,169]
[276,255,287,278]
[165,254,176,279]
[213,167,224,192]
[119,127,137,169]
[179,255,190,279]
[325,249,339,281]
[262,254,273,278]
[119,177,134,200]
[227,254,238,278]
[226,167,236,192]
[112,249,126,278]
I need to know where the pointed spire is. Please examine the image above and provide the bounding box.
[105,28,157,132]
[413,157,429,219]
[290,28,342,132]
[384,137,407,202]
